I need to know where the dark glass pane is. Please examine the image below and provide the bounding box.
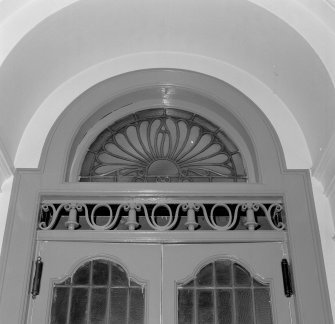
[217,290,233,324]
[197,290,214,324]
[254,288,273,324]
[69,288,89,324]
[111,264,128,286]
[50,287,70,324]
[73,262,91,285]
[233,264,251,287]
[110,288,128,323]
[235,289,254,324]
[178,289,194,324]
[215,260,232,287]
[90,288,108,324]
[197,263,213,287]
[93,259,109,285]
[129,287,145,324]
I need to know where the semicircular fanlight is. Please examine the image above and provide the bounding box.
[79,108,247,183]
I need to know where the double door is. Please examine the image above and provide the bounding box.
[28,241,295,323]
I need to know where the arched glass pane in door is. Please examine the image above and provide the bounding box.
[80,108,247,183]
[178,259,273,324]
[50,258,146,324]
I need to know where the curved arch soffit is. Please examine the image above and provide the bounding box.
[15,54,312,171]
[1,0,334,87]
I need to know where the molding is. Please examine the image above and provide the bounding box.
[301,171,334,323]
[0,173,21,310]
[15,54,311,170]
[37,230,287,243]
[0,141,13,191]
[313,131,335,197]
[66,87,258,184]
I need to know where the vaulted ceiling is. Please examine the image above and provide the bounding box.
[0,0,335,193]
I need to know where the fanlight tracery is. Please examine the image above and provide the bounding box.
[80,108,247,183]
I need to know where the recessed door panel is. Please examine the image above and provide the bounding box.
[162,243,295,324]
[27,242,295,323]
[27,242,161,324]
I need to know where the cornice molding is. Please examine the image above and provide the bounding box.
[313,132,335,197]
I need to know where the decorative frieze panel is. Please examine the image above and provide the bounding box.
[38,198,286,232]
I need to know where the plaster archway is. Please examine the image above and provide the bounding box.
[1,0,334,86]
[1,0,333,175]
[15,53,311,171]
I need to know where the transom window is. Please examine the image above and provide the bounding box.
[80,108,247,183]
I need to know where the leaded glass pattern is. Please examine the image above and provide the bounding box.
[50,259,145,324]
[80,108,247,182]
[178,260,273,324]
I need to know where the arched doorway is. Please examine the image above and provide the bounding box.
[1,70,332,323]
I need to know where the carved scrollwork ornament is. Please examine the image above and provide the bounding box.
[38,200,286,232]
[182,203,200,231]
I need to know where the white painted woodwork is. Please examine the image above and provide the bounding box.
[0,70,332,323]
[162,243,295,323]
[37,230,287,244]
[27,242,161,324]
[27,240,294,324]
[1,3,335,318]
